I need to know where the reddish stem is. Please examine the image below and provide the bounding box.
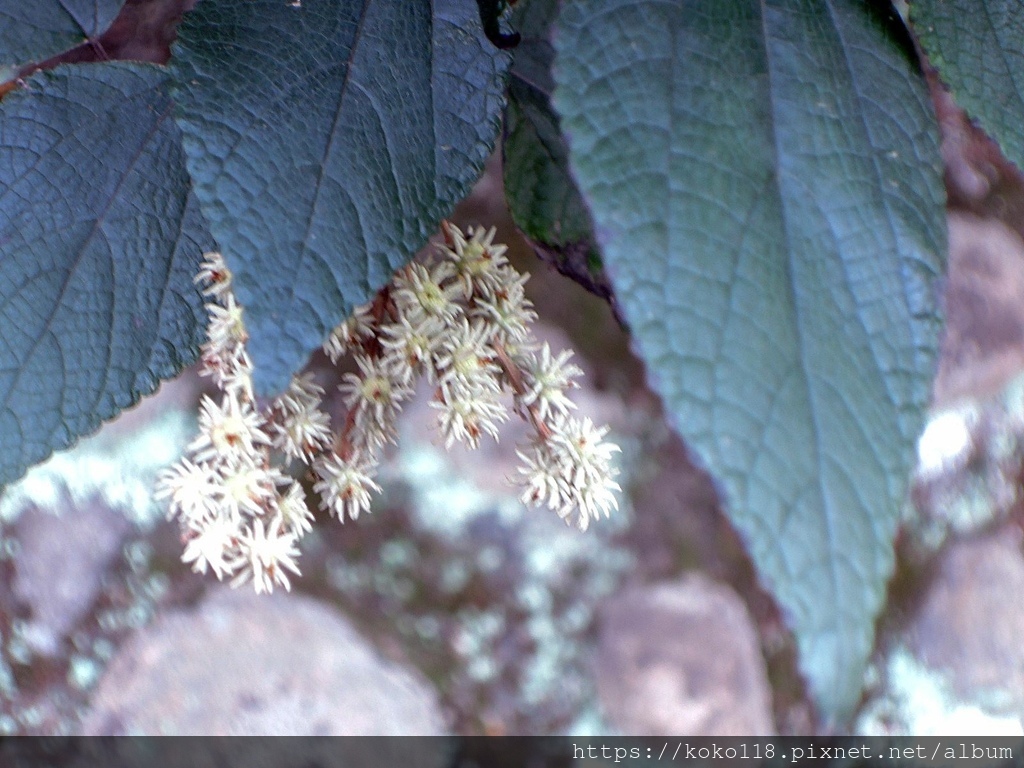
[491,341,552,441]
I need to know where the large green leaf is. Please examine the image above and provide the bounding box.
[0,0,126,66]
[912,0,1024,172]
[170,0,511,395]
[502,0,610,303]
[0,62,209,486]
[554,0,945,721]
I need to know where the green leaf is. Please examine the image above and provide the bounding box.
[0,0,126,66]
[912,0,1024,172]
[0,62,210,486]
[554,0,945,721]
[502,0,610,303]
[170,0,511,395]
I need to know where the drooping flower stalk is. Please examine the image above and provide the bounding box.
[157,224,621,593]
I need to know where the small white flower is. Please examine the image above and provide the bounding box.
[275,373,325,412]
[233,518,302,594]
[340,354,410,449]
[441,224,509,297]
[379,315,444,384]
[182,515,240,580]
[571,473,621,531]
[270,408,332,464]
[207,346,255,404]
[516,441,566,510]
[323,302,376,363]
[155,458,221,521]
[275,480,315,535]
[393,262,461,322]
[516,416,621,531]
[548,416,620,486]
[194,251,233,300]
[432,385,508,449]
[432,318,501,393]
[517,343,582,422]
[313,451,382,521]
[471,269,536,342]
[270,376,333,463]
[190,393,271,465]
[211,458,277,518]
[206,293,248,350]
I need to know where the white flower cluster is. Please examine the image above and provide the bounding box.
[155,252,331,593]
[156,224,621,593]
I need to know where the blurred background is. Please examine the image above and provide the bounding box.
[4,0,1024,737]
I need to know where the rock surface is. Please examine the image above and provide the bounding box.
[906,527,1024,720]
[80,587,448,735]
[14,502,133,657]
[595,574,774,736]
[934,213,1024,405]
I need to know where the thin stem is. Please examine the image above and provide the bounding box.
[491,340,552,441]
